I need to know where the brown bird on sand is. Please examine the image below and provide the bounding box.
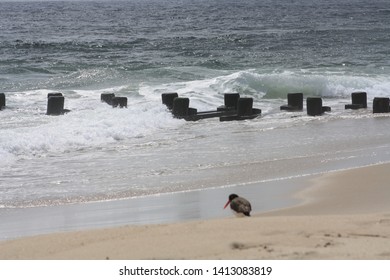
[223,194,252,216]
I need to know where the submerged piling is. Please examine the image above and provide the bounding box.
[171,97,198,118]
[0,93,5,110]
[47,92,63,98]
[111,97,128,108]
[47,95,65,115]
[220,97,261,121]
[306,97,323,116]
[172,97,190,117]
[280,93,303,111]
[345,92,367,109]
[162,93,178,110]
[373,97,390,113]
[237,97,253,116]
[101,93,115,105]
[225,93,240,109]
[218,93,240,111]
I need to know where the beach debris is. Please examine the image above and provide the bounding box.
[373,97,390,113]
[280,93,303,111]
[0,93,5,110]
[345,92,367,110]
[224,193,252,217]
[306,97,331,116]
[315,241,334,248]
[230,242,273,252]
[349,233,387,238]
[231,242,246,250]
[46,93,70,115]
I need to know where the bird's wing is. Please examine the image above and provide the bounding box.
[231,198,251,213]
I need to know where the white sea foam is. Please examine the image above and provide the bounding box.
[2,69,388,168]
[0,88,182,166]
[140,69,390,101]
[1,68,390,208]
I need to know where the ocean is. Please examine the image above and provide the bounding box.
[1,0,390,238]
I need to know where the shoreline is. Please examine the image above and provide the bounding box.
[0,173,306,241]
[1,163,390,259]
[262,162,390,216]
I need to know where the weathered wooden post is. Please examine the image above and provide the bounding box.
[225,93,240,109]
[47,92,63,98]
[47,95,65,115]
[219,97,261,121]
[237,97,253,116]
[345,92,367,109]
[101,93,115,105]
[373,97,390,113]
[162,93,178,110]
[306,97,323,116]
[280,93,303,111]
[111,97,128,108]
[172,97,190,118]
[218,93,240,111]
[0,93,5,110]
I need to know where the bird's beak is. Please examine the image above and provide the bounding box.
[223,200,230,209]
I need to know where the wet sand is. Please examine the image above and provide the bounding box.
[1,163,390,259]
[0,176,304,241]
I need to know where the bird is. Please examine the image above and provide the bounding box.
[223,193,252,216]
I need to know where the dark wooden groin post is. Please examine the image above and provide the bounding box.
[280,93,303,111]
[219,97,261,121]
[111,97,128,108]
[101,93,115,105]
[345,92,367,109]
[306,97,323,116]
[225,93,240,109]
[373,97,390,113]
[0,93,5,110]
[162,93,178,110]
[47,94,65,115]
[218,93,240,111]
[237,97,253,116]
[172,97,190,118]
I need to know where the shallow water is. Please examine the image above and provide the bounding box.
[0,177,306,240]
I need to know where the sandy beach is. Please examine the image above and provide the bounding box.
[1,163,390,260]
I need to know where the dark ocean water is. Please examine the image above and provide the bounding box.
[1,0,390,210]
[1,0,389,91]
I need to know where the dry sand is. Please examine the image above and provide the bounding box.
[1,163,390,260]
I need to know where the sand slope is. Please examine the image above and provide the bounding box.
[1,164,390,260]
